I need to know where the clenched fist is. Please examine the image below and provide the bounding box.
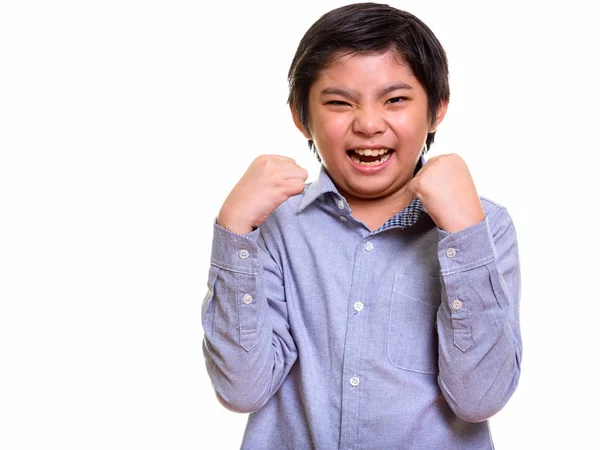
[217,155,309,235]
[401,153,485,233]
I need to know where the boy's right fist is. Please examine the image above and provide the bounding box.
[216,155,309,235]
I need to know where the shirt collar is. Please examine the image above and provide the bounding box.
[296,165,340,213]
[296,154,427,215]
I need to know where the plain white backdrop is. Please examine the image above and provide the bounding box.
[1,1,598,448]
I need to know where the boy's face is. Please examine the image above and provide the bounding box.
[294,50,446,203]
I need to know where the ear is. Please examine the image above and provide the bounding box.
[428,101,448,133]
[290,104,312,140]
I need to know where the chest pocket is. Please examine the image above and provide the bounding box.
[387,272,441,375]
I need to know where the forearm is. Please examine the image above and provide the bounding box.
[435,211,522,422]
[202,223,297,413]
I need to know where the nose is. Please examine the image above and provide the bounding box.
[352,106,386,137]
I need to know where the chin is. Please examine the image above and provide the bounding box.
[347,184,396,199]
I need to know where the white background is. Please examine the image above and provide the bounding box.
[1,1,598,449]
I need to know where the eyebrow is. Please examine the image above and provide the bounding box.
[377,83,413,97]
[320,83,413,101]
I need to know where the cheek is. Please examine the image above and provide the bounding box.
[312,114,348,148]
[390,112,430,141]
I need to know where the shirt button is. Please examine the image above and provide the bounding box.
[242,294,253,305]
[364,241,373,252]
[349,376,360,387]
[452,299,463,310]
[340,215,347,222]
[354,301,364,312]
[239,249,250,259]
[337,199,345,210]
[445,247,456,258]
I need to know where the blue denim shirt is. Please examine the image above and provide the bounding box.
[202,161,522,450]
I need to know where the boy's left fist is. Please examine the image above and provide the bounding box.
[404,153,485,233]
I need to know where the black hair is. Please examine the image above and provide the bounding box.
[287,2,450,159]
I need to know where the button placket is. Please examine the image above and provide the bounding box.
[340,235,370,450]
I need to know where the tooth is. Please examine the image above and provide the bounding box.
[363,149,372,156]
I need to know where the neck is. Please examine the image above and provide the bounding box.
[344,190,415,232]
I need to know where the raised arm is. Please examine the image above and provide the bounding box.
[202,155,307,412]
[402,153,522,421]
[435,206,522,422]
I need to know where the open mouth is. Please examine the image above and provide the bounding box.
[347,148,393,166]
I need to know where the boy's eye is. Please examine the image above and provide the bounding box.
[326,100,350,106]
[386,96,406,104]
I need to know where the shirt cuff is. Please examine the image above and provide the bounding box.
[211,221,262,274]
[437,217,496,275]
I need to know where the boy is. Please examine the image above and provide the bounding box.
[202,2,521,449]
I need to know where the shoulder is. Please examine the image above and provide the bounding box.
[260,184,312,234]
[276,184,311,217]
[256,185,313,264]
